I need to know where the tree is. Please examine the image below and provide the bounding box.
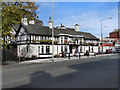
[0,1,43,63]
[0,1,43,48]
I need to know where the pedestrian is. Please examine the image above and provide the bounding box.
[76,48,78,57]
[62,51,64,58]
[64,51,66,58]
[86,50,89,57]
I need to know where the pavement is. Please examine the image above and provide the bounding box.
[2,54,119,88]
[19,54,118,64]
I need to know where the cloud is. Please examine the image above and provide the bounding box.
[54,8,118,38]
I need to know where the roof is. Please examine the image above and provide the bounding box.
[11,24,21,32]
[14,23,99,40]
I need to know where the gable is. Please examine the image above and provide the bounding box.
[18,27,28,36]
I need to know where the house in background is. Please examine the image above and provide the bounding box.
[10,17,99,59]
[101,37,116,53]
[109,29,120,49]
[100,29,120,53]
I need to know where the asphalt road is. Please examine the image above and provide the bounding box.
[2,54,119,88]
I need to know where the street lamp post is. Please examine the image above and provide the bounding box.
[51,0,54,62]
[101,17,112,54]
[101,19,103,54]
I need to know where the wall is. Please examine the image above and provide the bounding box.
[3,47,18,62]
[110,32,120,38]
[17,44,99,58]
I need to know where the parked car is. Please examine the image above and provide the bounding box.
[115,49,120,53]
[106,49,112,54]
[111,49,115,53]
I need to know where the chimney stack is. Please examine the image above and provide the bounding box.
[48,17,52,29]
[21,15,28,25]
[29,18,35,25]
[75,24,79,32]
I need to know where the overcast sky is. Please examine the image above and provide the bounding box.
[36,2,118,38]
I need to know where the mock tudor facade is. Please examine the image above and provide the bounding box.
[10,17,99,58]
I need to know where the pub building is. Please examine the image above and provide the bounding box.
[10,17,99,59]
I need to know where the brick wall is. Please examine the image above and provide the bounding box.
[110,32,120,38]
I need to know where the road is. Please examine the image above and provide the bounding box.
[2,54,119,88]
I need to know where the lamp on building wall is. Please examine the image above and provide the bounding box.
[101,17,112,54]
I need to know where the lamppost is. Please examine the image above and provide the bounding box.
[117,29,120,49]
[51,0,54,62]
[101,17,112,54]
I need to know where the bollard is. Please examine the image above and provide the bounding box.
[68,53,70,59]
[88,53,89,57]
[94,53,96,56]
[79,52,81,58]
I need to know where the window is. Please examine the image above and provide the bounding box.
[48,46,50,53]
[64,36,67,40]
[35,36,36,42]
[46,46,50,54]
[80,39,82,44]
[40,36,43,40]
[61,46,63,53]
[26,35,30,41]
[80,46,82,52]
[17,36,20,41]
[89,46,90,52]
[61,37,63,44]
[46,46,48,54]
[32,35,36,43]
[21,36,24,41]
[77,39,78,44]
[42,46,44,53]
[46,37,48,40]
[43,37,45,40]
[38,46,40,54]
[36,36,39,41]
[92,46,93,52]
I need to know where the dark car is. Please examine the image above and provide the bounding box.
[115,49,120,53]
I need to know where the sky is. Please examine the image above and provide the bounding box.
[36,2,118,38]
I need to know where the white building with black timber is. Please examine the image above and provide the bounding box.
[10,17,99,58]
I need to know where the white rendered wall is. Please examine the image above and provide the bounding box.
[17,44,99,58]
[93,46,98,53]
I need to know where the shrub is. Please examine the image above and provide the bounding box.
[32,55,37,59]
[54,54,60,58]
[68,41,72,44]
[54,40,59,44]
